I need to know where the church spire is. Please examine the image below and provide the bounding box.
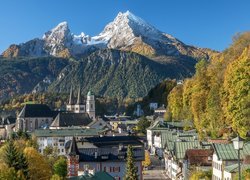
[68,86,73,105]
[76,86,82,105]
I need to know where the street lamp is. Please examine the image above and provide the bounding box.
[232,136,244,180]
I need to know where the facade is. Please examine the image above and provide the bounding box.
[212,142,250,180]
[67,136,145,180]
[16,104,56,132]
[0,116,16,139]
[34,128,102,155]
[154,105,166,117]
[66,87,95,119]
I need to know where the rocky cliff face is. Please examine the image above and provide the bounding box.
[2,11,213,60]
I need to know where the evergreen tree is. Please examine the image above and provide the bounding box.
[4,140,20,170]
[4,140,29,179]
[124,145,138,180]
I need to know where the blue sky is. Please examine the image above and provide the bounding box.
[0,0,249,53]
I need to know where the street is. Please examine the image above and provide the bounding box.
[143,155,170,180]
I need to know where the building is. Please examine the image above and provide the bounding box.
[34,128,102,155]
[66,87,95,119]
[149,103,158,111]
[154,105,166,117]
[50,112,93,129]
[16,104,57,132]
[0,116,16,139]
[67,136,145,180]
[183,149,213,179]
[147,119,193,155]
[133,104,144,117]
[69,171,114,180]
[212,142,250,180]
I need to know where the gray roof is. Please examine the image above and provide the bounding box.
[33,128,101,137]
[18,104,56,118]
[51,112,92,127]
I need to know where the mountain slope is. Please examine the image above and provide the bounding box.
[0,57,69,101]
[49,49,195,99]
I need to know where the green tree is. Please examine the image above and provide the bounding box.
[3,140,29,179]
[124,145,138,180]
[53,157,67,178]
[136,117,151,134]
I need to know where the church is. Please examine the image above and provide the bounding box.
[16,88,96,132]
[66,87,96,120]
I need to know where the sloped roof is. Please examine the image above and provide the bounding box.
[18,104,56,118]
[174,141,202,160]
[184,149,213,166]
[213,142,250,161]
[33,128,101,137]
[225,164,250,173]
[0,116,16,125]
[51,112,92,127]
[69,171,114,180]
[84,136,143,148]
[69,136,80,156]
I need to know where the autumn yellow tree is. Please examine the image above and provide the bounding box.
[142,150,151,168]
[24,147,52,180]
[223,47,250,138]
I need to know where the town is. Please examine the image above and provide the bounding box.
[0,88,249,179]
[0,1,249,179]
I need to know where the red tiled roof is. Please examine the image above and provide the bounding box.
[184,149,214,166]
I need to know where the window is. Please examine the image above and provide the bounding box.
[91,104,93,109]
[113,167,120,173]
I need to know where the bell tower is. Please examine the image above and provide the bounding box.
[86,91,95,119]
[74,87,85,113]
[66,86,74,112]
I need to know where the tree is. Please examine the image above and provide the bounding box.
[124,145,138,180]
[24,147,52,180]
[136,117,151,134]
[223,48,250,138]
[3,140,29,179]
[189,170,212,180]
[53,156,67,178]
[142,150,151,168]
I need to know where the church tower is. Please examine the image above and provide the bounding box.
[86,91,95,119]
[74,87,85,113]
[66,86,74,112]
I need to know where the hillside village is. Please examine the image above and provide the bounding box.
[0,86,249,179]
[0,3,249,180]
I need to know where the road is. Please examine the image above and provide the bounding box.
[143,169,170,180]
[143,155,171,180]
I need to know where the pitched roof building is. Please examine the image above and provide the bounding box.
[50,112,92,129]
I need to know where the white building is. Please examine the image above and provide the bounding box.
[212,142,250,180]
[34,128,101,155]
[66,87,96,119]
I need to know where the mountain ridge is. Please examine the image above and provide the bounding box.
[2,11,214,61]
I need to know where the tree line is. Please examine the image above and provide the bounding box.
[166,32,250,139]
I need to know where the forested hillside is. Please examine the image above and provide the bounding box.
[166,32,250,139]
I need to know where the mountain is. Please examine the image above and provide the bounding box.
[2,11,212,60]
[48,49,193,98]
[0,11,216,101]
